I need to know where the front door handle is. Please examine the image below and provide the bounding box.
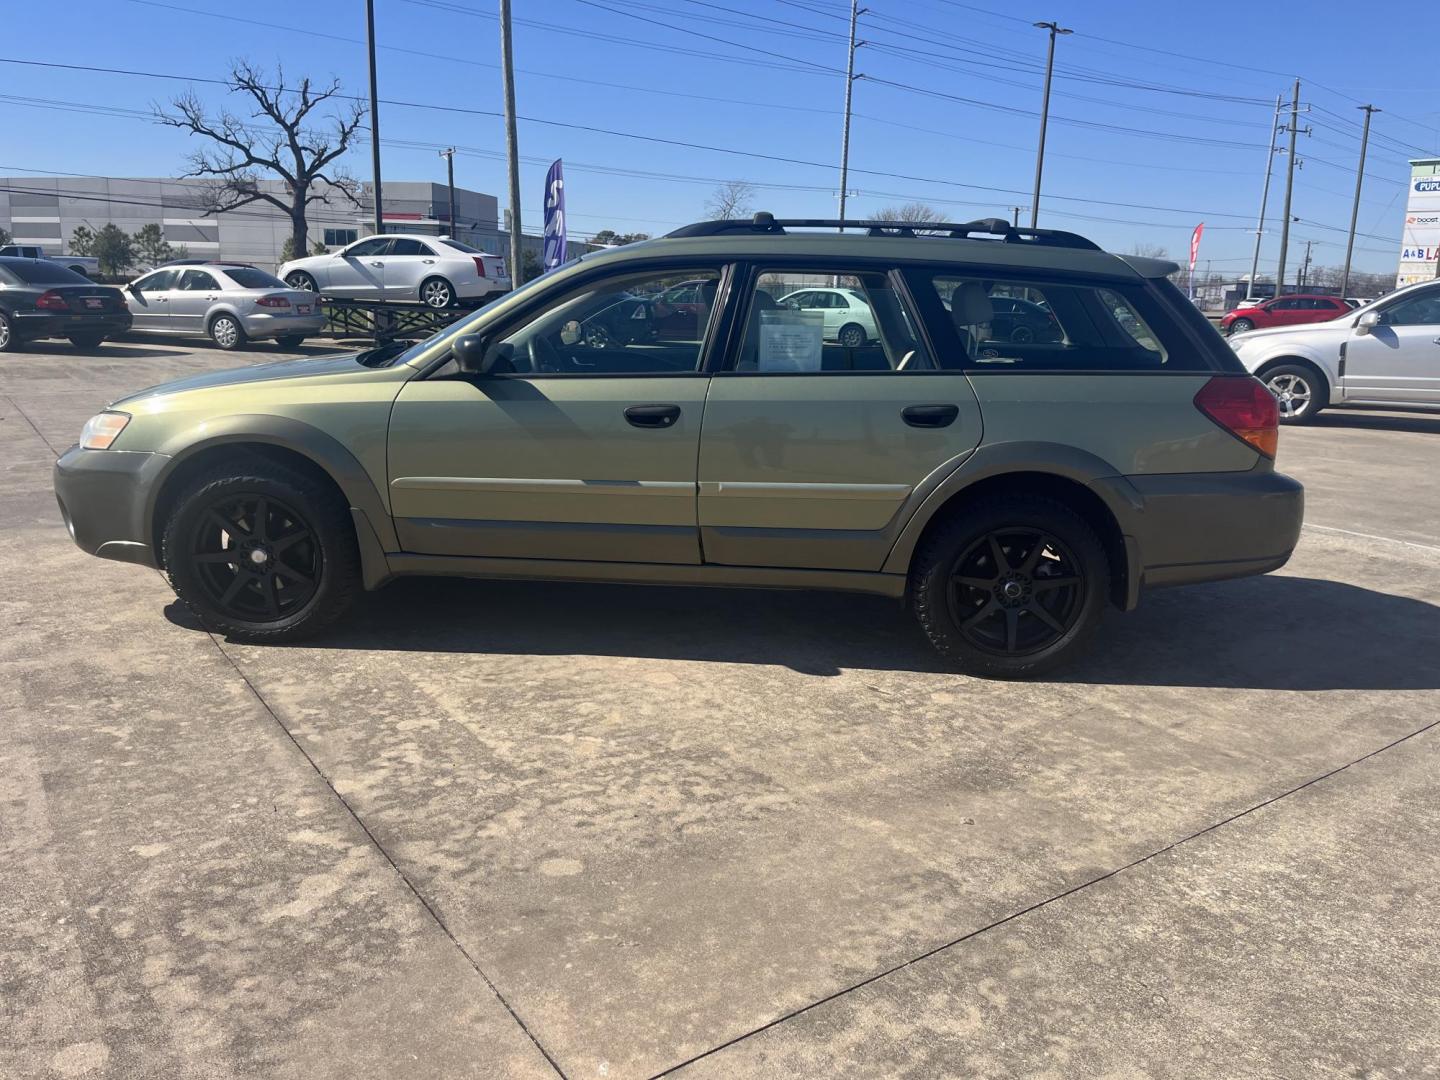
[625,404,681,429]
[902,404,960,428]
[1432,337,1440,346]
[369,261,384,268]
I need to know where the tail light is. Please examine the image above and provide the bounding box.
[1194,375,1278,459]
[255,295,292,308]
[36,290,69,310]
[472,257,487,278]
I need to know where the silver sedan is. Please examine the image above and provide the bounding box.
[123,262,326,350]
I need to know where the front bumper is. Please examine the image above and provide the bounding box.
[237,312,327,339]
[1097,468,1304,595]
[53,447,168,567]
[14,311,133,340]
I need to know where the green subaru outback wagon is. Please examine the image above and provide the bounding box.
[54,215,1302,677]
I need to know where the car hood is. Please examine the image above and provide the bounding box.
[1229,319,1352,347]
[111,351,371,407]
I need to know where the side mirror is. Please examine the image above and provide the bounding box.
[452,334,513,375]
[1355,310,1382,335]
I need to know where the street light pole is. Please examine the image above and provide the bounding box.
[499,0,523,284]
[1340,104,1379,298]
[836,0,863,230]
[439,147,457,238]
[364,0,384,237]
[1247,95,1283,300]
[1029,20,1071,229]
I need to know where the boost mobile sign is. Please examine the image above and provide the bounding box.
[1396,160,1440,286]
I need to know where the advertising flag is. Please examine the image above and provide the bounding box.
[542,159,566,270]
[1189,222,1205,273]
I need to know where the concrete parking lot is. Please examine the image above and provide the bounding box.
[3,338,1438,1079]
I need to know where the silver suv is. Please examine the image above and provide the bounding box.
[123,262,325,350]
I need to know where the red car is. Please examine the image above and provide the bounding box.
[1222,294,1352,336]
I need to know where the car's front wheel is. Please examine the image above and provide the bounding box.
[163,462,361,642]
[910,496,1109,679]
[286,271,318,293]
[1228,317,1255,335]
[1262,363,1325,425]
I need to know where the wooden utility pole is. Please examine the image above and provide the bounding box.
[836,0,862,230]
[499,0,522,282]
[1029,21,1072,228]
[439,148,457,238]
[1341,105,1379,297]
[365,0,384,237]
[1275,79,1302,294]
[1247,95,1283,300]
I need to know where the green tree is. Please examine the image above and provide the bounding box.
[0,225,10,247]
[70,225,96,256]
[92,224,137,277]
[521,249,543,283]
[590,229,650,247]
[311,237,329,255]
[133,223,174,268]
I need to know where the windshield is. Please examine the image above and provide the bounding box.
[385,272,554,367]
[225,267,287,289]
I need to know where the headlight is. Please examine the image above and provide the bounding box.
[79,411,131,450]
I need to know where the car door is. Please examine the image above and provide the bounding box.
[387,264,725,563]
[697,264,984,571]
[169,268,221,335]
[125,269,178,331]
[381,237,437,298]
[325,237,390,297]
[1343,285,1440,404]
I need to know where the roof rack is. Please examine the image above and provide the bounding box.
[665,211,1100,251]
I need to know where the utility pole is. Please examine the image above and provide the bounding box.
[1247,95,1283,300]
[1341,104,1379,297]
[1276,78,1302,294]
[1299,239,1313,288]
[1029,21,1072,229]
[499,0,523,285]
[836,0,863,230]
[364,0,384,237]
[1011,206,1023,227]
[439,148,457,238]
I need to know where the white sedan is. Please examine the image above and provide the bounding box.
[776,286,878,347]
[280,234,511,308]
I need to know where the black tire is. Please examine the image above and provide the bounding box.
[1260,362,1327,425]
[286,271,318,293]
[68,332,105,349]
[420,276,456,309]
[209,313,247,351]
[838,322,867,348]
[274,334,306,349]
[910,496,1110,679]
[1228,317,1255,335]
[0,311,17,352]
[162,461,361,642]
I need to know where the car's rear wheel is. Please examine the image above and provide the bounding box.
[209,314,247,351]
[68,332,105,349]
[163,463,361,642]
[0,311,17,352]
[286,271,318,293]
[1228,317,1255,335]
[420,276,455,309]
[838,322,867,348]
[1262,363,1325,425]
[1010,324,1036,343]
[910,496,1109,679]
[274,334,306,349]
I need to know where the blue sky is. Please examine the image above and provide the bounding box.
[3,0,1436,275]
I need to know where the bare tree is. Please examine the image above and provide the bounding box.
[871,202,943,224]
[1128,242,1170,259]
[706,180,756,220]
[156,61,366,258]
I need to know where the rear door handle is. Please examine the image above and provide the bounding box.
[624,404,681,429]
[902,404,960,428]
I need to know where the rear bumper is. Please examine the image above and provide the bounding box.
[53,447,167,567]
[1096,468,1304,598]
[237,312,327,339]
[13,311,132,339]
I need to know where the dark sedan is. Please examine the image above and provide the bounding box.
[0,258,131,351]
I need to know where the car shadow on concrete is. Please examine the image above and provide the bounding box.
[17,341,181,359]
[1311,410,1440,435]
[168,573,1440,691]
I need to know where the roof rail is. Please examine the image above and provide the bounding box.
[665,211,1100,250]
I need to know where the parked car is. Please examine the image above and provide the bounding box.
[122,263,324,350]
[0,244,100,278]
[1229,278,1440,423]
[280,234,511,308]
[54,212,1301,678]
[1221,294,1351,335]
[0,257,130,351]
[776,286,878,346]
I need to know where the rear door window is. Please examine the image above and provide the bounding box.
[178,270,220,291]
[907,270,1204,371]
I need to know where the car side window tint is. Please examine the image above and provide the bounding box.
[733,271,934,373]
[389,239,425,256]
[135,270,176,292]
[1382,290,1440,326]
[482,269,722,375]
[179,270,219,291]
[346,238,390,257]
[911,271,1198,371]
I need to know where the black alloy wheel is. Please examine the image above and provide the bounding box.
[188,493,322,622]
[947,527,1082,656]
